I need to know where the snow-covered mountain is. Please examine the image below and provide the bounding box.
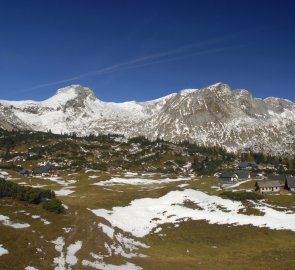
[0,83,294,156]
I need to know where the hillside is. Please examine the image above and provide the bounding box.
[0,129,235,176]
[1,130,294,177]
[0,130,295,270]
[0,83,294,156]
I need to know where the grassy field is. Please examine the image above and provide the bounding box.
[1,170,295,270]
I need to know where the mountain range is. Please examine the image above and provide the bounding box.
[0,83,294,156]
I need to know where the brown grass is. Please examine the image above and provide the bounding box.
[0,171,295,269]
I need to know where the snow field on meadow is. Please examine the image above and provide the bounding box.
[90,189,295,238]
[93,177,192,186]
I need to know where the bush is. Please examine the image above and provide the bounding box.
[0,164,22,172]
[42,199,64,213]
[175,159,187,166]
[220,191,264,201]
[26,188,55,204]
[0,179,56,206]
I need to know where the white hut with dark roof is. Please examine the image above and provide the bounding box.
[255,180,281,193]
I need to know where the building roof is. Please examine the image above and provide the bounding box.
[235,170,250,179]
[219,171,237,178]
[239,161,248,168]
[32,163,53,174]
[256,180,281,188]
[268,174,287,181]
[19,169,29,174]
[286,176,295,189]
[239,161,257,168]
[219,170,249,179]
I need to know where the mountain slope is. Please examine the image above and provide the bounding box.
[0,83,294,155]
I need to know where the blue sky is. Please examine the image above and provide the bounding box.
[0,0,294,102]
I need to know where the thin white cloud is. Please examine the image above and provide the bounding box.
[17,38,234,93]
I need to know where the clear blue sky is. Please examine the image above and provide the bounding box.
[0,0,294,102]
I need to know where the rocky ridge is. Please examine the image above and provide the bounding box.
[0,83,294,156]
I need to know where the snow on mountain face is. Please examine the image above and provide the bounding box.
[0,83,294,156]
[133,84,295,156]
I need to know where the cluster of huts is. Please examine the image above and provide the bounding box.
[20,163,57,177]
[218,161,257,182]
[218,170,251,182]
[238,161,258,170]
[218,161,295,194]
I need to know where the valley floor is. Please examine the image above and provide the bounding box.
[1,170,295,270]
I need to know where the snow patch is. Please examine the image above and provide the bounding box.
[66,241,82,267]
[0,244,8,256]
[0,214,30,229]
[178,184,189,188]
[63,227,72,233]
[94,177,191,186]
[38,176,77,186]
[54,189,75,196]
[90,189,295,238]
[82,260,142,270]
[0,170,9,176]
[98,223,114,239]
[52,237,82,270]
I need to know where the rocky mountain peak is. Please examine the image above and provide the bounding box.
[42,85,98,109]
[55,85,97,101]
[200,82,231,97]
